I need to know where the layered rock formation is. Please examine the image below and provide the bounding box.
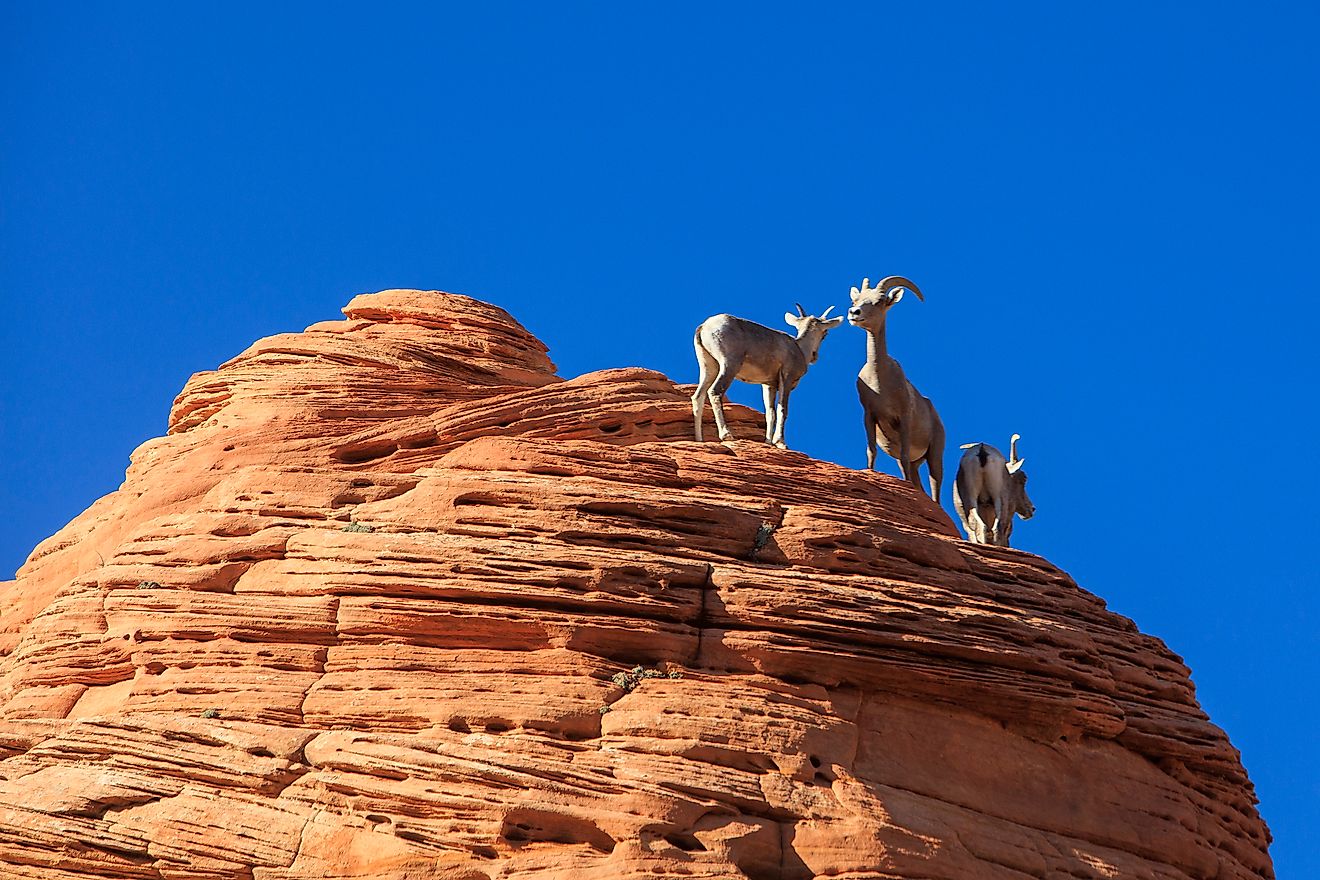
[0,290,1272,879]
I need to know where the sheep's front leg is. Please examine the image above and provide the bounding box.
[762,383,778,443]
[863,410,878,470]
[771,385,790,449]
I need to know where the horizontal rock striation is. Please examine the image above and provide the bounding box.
[0,290,1271,879]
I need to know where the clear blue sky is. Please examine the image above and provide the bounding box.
[2,3,1316,872]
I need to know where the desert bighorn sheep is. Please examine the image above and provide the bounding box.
[692,304,844,449]
[847,276,945,501]
[953,433,1035,546]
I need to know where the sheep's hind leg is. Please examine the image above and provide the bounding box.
[898,426,922,487]
[708,367,737,442]
[971,506,993,544]
[992,497,1012,546]
[952,482,973,540]
[924,456,944,504]
[692,346,719,441]
[925,414,946,503]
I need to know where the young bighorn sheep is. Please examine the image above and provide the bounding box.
[953,433,1036,547]
[847,276,945,501]
[692,304,843,449]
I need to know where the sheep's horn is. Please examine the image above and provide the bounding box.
[876,275,924,301]
[1010,433,1021,462]
[794,302,807,317]
[820,305,836,319]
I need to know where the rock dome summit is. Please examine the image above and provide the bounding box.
[0,290,1272,879]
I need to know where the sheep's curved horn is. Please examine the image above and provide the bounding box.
[820,305,836,319]
[876,275,925,301]
[794,302,807,317]
[1010,433,1021,462]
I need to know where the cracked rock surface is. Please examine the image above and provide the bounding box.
[0,290,1272,879]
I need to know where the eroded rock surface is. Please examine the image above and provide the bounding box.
[0,290,1272,879]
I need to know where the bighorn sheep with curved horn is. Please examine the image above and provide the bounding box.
[692,303,843,449]
[847,275,945,501]
[954,433,1035,546]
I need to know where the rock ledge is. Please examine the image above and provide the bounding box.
[0,290,1272,879]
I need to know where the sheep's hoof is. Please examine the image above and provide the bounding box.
[717,432,734,442]
[773,441,788,450]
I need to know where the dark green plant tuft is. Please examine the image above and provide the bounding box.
[611,665,679,693]
[750,521,776,559]
[201,708,220,719]
[342,521,375,533]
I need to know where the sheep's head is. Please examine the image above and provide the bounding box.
[847,275,924,331]
[784,304,844,364]
[1006,433,1036,520]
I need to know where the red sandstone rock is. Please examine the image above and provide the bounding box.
[0,290,1272,879]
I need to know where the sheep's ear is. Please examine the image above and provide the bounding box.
[1007,458,1026,473]
[784,312,801,328]
[889,289,905,305]
[823,316,844,329]
[849,286,861,301]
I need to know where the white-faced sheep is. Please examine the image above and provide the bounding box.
[692,304,843,449]
[847,276,945,501]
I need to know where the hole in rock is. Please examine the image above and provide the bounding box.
[664,832,706,852]
[338,444,398,464]
[499,809,616,853]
